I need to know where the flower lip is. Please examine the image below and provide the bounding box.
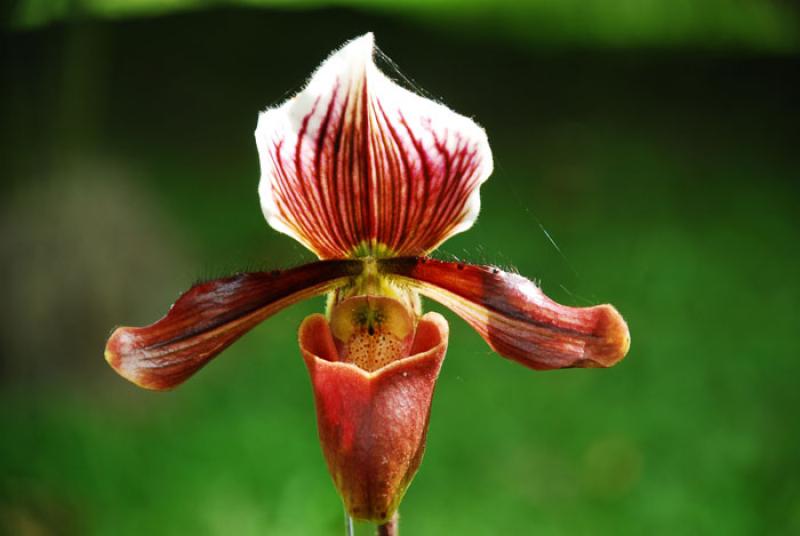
[299,310,449,522]
[299,311,448,379]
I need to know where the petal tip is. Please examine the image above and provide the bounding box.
[104,326,153,390]
[104,327,122,367]
[585,304,630,368]
[346,32,375,53]
[104,326,181,392]
[317,31,375,83]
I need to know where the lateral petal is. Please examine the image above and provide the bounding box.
[380,257,630,370]
[256,33,492,259]
[105,260,362,390]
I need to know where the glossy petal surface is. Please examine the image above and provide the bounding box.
[105,260,362,390]
[299,312,448,522]
[256,33,493,259]
[381,257,630,370]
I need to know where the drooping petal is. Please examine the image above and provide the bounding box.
[256,33,492,259]
[105,260,362,390]
[380,257,630,370]
[299,311,449,522]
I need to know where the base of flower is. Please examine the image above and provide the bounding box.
[344,510,399,536]
[376,512,399,536]
[350,241,397,259]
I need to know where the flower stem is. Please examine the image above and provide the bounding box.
[344,511,354,536]
[376,512,399,536]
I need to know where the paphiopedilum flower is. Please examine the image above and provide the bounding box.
[105,34,630,527]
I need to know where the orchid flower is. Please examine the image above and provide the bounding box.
[105,33,630,529]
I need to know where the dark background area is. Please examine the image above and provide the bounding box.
[2,3,799,534]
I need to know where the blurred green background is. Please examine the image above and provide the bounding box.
[2,0,799,534]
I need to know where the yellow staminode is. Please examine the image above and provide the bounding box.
[330,296,415,372]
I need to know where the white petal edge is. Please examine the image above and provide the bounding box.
[255,32,493,257]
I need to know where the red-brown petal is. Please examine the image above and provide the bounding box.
[380,257,630,370]
[299,312,449,522]
[256,33,492,259]
[105,260,362,390]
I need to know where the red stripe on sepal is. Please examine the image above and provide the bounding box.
[380,257,630,370]
[256,34,493,259]
[104,260,362,390]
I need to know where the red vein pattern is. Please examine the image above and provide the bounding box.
[380,257,630,370]
[105,260,362,390]
[256,34,493,259]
